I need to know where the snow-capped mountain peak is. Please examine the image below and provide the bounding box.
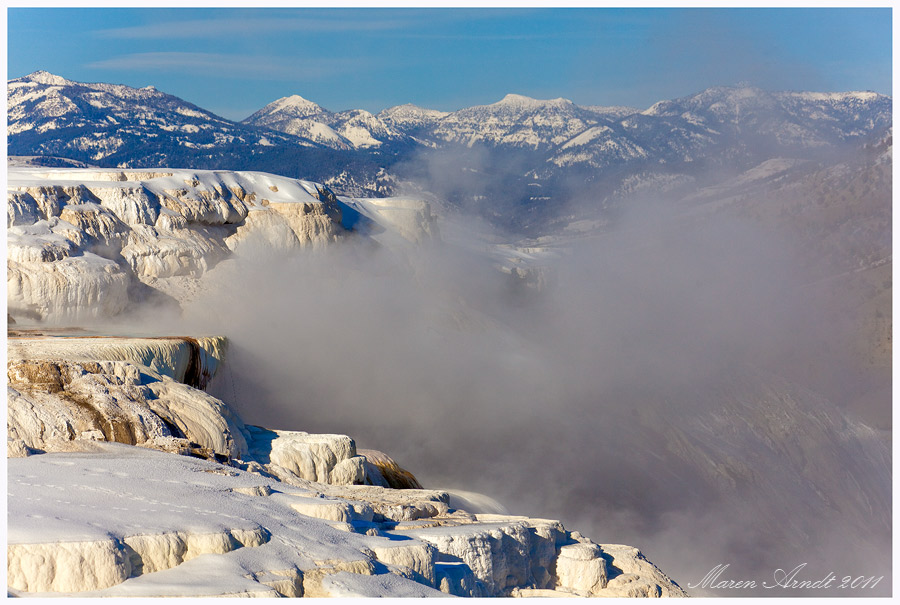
[243,94,411,150]
[256,94,326,119]
[641,85,769,117]
[240,94,338,146]
[18,70,74,87]
[494,93,573,110]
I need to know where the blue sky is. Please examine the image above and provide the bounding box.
[7,7,892,121]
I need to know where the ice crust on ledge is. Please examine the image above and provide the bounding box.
[8,335,226,386]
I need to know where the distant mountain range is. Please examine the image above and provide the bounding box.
[7,70,892,232]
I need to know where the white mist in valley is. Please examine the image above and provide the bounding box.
[142,190,893,597]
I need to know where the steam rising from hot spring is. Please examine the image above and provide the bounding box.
[141,200,891,597]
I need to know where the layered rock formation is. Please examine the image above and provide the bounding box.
[8,444,684,597]
[6,161,438,322]
[7,332,686,597]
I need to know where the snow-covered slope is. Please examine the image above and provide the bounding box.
[7,71,308,163]
[242,96,409,150]
[378,103,450,133]
[546,87,888,174]
[580,104,641,119]
[642,86,891,149]
[330,108,409,149]
[430,94,601,149]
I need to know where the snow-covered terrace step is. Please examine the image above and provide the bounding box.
[7,443,687,597]
[7,445,419,596]
[390,513,566,596]
[8,334,226,389]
